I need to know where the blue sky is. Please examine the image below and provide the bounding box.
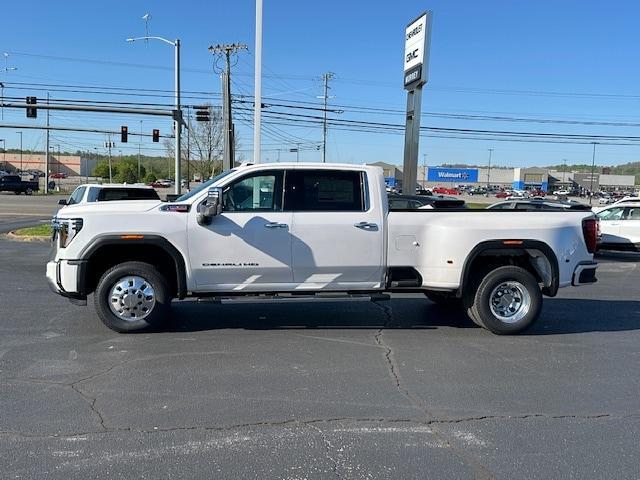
[1,0,639,168]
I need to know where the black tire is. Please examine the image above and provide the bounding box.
[425,291,461,307]
[25,188,33,195]
[467,266,542,334]
[14,191,20,195]
[94,261,171,333]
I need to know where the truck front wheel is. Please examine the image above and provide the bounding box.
[468,266,542,334]
[94,261,171,332]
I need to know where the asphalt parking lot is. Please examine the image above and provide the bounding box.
[0,193,66,233]
[1,238,639,479]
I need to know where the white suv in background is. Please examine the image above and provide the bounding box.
[596,202,640,252]
[59,184,161,207]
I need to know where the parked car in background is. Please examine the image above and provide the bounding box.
[415,188,433,196]
[150,179,172,188]
[388,193,466,210]
[432,186,460,195]
[467,187,487,196]
[49,172,68,179]
[58,184,161,207]
[528,188,546,197]
[596,202,640,252]
[488,199,591,211]
[0,175,39,195]
[495,190,512,199]
[507,190,529,200]
[553,189,570,195]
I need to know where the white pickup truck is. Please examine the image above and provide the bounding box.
[47,163,598,334]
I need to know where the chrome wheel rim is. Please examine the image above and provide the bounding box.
[489,281,531,323]
[108,276,156,321]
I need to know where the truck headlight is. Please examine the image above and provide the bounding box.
[52,217,83,248]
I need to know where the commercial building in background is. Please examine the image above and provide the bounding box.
[1,153,97,176]
[368,162,635,193]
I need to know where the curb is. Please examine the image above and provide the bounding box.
[4,231,50,242]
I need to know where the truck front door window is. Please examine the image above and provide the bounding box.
[223,173,281,212]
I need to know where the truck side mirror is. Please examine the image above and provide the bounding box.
[197,187,223,226]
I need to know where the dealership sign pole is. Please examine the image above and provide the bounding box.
[402,11,432,193]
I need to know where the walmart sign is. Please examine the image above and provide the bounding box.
[427,168,478,183]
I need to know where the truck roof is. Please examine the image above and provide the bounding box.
[235,162,381,171]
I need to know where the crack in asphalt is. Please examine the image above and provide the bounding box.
[373,301,496,480]
[0,414,638,440]
[307,424,341,478]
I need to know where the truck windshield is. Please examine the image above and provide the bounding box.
[174,169,237,202]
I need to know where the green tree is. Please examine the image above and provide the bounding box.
[114,159,146,183]
[93,160,111,179]
[144,172,157,183]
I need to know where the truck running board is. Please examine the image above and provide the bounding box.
[196,292,390,304]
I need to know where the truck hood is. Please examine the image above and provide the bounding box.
[56,200,162,217]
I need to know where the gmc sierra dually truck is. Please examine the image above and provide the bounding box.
[47,163,598,334]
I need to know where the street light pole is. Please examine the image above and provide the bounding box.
[254,0,263,164]
[0,139,5,171]
[174,38,181,194]
[486,148,493,195]
[127,35,182,195]
[423,153,428,188]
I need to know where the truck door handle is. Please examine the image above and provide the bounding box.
[264,222,288,229]
[354,222,378,230]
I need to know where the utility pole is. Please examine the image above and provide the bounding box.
[105,135,113,183]
[209,43,247,172]
[16,131,22,173]
[319,72,334,163]
[1,53,18,121]
[186,107,191,190]
[486,148,493,196]
[562,158,567,183]
[589,142,597,206]
[45,93,50,193]
[138,120,142,180]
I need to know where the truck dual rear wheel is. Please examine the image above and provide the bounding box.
[94,261,171,333]
[468,266,542,334]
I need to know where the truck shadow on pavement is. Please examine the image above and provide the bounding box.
[165,297,640,336]
[595,251,640,262]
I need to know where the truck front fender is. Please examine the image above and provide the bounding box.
[79,234,188,299]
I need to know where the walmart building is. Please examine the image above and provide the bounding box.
[369,162,635,193]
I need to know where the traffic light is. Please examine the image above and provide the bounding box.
[121,126,128,143]
[26,97,37,118]
[152,129,160,142]
[195,105,210,122]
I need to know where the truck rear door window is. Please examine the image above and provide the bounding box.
[97,188,160,201]
[286,170,365,212]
